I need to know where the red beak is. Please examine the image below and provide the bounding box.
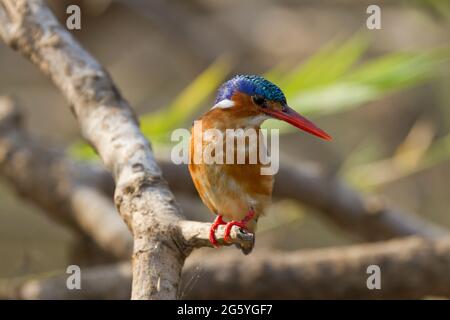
[264,105,332,141]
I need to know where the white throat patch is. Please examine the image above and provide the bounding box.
[247,114,270,126]
[211,99,235,110]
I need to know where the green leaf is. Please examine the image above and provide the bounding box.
[279,34,369,93]
[68,140,98,161]
[345,50,449,90]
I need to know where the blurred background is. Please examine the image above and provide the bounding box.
[0,0,449,284]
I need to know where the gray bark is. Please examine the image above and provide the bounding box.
[0,0,251,299]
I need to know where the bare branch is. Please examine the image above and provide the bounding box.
[0,262,132,300]
[177,220,254,252]
[0,0,253,299]
[275,158,448,240]
[184,236,450,299]
[0,96,132,259]
[4,237,450,299]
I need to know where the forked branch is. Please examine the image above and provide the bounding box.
[0,0,252,299]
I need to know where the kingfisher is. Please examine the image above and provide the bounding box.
[188,74,331,254]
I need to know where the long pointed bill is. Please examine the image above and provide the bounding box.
[264,105,332,141]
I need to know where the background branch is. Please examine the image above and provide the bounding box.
[0,96,132,259]
[3,236,450,300]
[274,158,448,240]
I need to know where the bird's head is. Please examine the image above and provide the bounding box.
[212,74,331,140]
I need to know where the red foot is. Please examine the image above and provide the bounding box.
[209,215,226,247]
[224,221,247,243]
[224,210,255,243]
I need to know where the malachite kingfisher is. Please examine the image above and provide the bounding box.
[188,74,331,254]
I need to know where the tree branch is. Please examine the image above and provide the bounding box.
[275,158,448,240]
[184,237,450,299]
[3,237,450,299]
[0,96,132,259]
[0,0,252,299]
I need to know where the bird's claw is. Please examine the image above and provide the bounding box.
[209,215,226,247]
[224,221,248,243]
[210,211,255,247]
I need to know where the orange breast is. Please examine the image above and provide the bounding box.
[188,109,274,229]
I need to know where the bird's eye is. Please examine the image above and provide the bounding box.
[252,95,266,107]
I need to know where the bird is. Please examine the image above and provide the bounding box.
[188,74,331,254]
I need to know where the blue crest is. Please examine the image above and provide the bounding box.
[215,74,286,104]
